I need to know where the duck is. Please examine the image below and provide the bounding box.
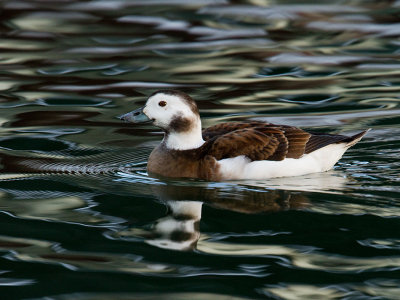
[119,90,369,181]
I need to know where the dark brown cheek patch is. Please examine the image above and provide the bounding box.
[168,114,193,132]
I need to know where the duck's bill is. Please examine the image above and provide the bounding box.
[118,107,152,123]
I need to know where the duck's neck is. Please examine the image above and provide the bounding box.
[164,118,205,150]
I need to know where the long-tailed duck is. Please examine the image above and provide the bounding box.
[119,90,369,180]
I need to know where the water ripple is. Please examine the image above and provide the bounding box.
[198,237,400,273]
[0,0,399,298]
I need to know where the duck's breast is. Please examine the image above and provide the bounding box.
[147,145,201,178]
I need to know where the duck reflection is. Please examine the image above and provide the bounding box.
[114,184,309,251]
[144,200,202,251]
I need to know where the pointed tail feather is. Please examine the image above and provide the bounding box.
[345,129,371,148]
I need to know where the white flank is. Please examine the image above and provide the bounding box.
[217,143,349,180]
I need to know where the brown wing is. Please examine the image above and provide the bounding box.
[305,133,349,154]
[203,122,312,161]
[252,127,289,160]
[203,121,364,161]
[304,130,369,153]
[207,128,280,161]
[202,121,268,141]
[280,126,311,158]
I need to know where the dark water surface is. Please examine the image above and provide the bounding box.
[1,0,400,299]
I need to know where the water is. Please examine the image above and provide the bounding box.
[1,0,400,299]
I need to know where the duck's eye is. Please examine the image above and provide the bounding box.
[158,101,167,107]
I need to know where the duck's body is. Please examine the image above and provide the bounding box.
[119,90,369,181]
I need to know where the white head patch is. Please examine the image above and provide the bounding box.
[143,91,198,132]
[143,90,204,150]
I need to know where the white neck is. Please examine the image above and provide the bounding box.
[164,119,204,150]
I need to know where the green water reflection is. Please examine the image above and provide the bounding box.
[0,0,400,299]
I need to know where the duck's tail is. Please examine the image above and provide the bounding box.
[345,129,371,148]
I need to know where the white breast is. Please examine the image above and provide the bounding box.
[217,143,349,180]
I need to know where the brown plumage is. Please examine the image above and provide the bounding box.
[202,122,366,162]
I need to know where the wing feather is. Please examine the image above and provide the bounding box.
[253,127,288,160]
[202,121,364,162]
[282,127,311,158]
[207,128,279,161]
[305,133,349,154]
[202,121,268,141]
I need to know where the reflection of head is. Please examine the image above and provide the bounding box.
[145,201,202,251]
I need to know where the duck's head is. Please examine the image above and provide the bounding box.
[119,90,204,150]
